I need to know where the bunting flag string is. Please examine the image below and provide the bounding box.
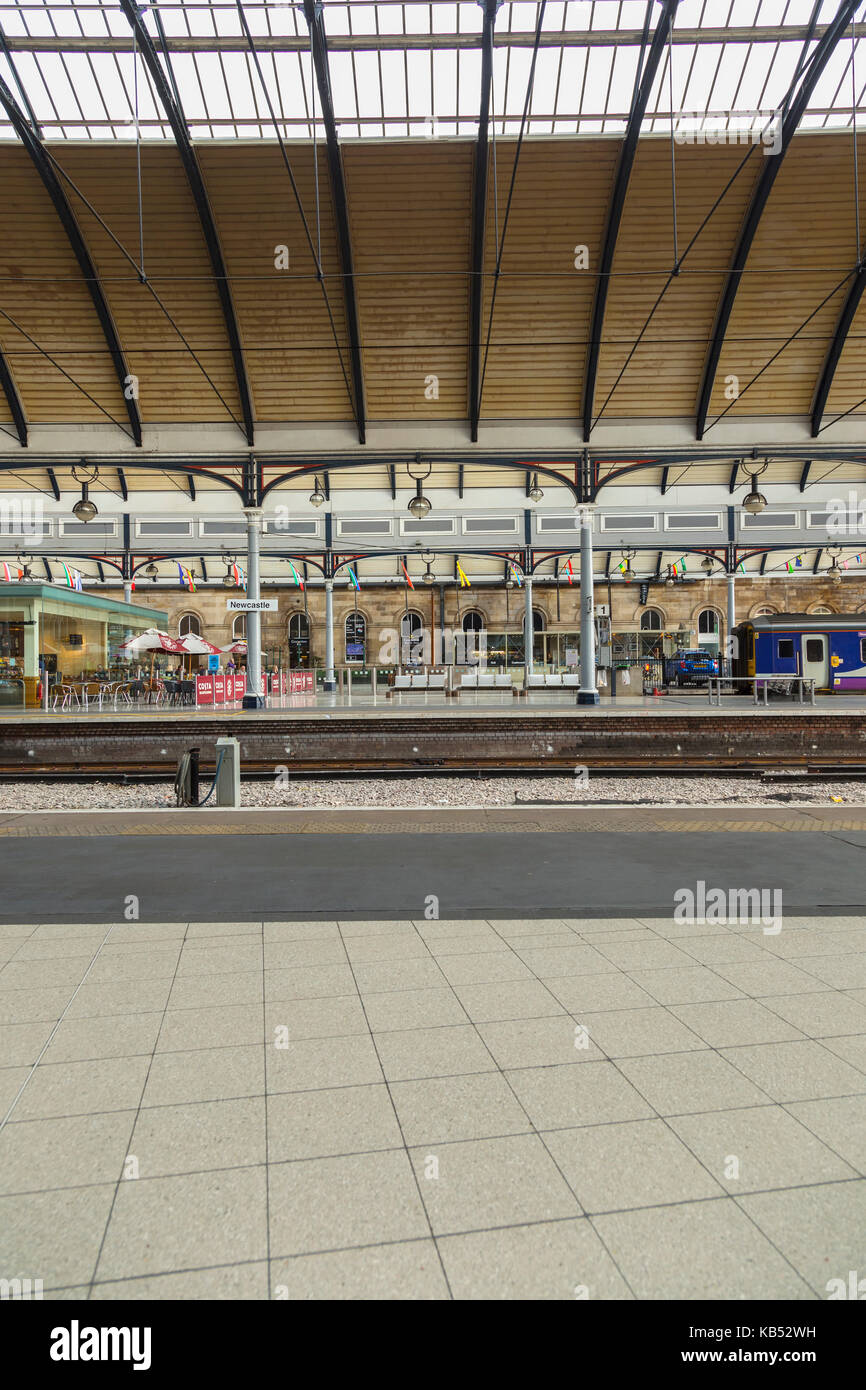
[346,566,360,590]
[177,563,196,593]
[287,560,304,589]
[232,563,246,587]
[58,561,82,590]
[400,561,414,590]
[565,558,574,586]
[508,562,523,587]
[456,560,471,589]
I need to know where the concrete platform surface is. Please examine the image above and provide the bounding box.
[1,913,864,1300]
[0,690,859,720]
[1,807,866,923]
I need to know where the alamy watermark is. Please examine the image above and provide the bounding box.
[0,495,43,541]
[673,111,782,156]
[825,492,866,537]
[674,880,782,935]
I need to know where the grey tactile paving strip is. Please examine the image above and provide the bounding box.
[1,806,866,837]
[1,913,865,1299]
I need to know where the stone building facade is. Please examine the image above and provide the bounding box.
[106,573,866,668]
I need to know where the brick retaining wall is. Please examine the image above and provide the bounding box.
[1,713,864,772]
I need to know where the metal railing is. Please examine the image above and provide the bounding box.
[707,675,816,706]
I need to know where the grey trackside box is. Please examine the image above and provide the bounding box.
[214,736,241,808]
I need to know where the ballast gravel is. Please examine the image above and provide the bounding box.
[0,774,863,812]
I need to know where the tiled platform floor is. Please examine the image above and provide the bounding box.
[1,914,865,1300]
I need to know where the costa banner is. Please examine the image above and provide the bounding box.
[195,674,214,705]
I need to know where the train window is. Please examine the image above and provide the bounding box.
[862,638,866,663]
[805,638,823,663]
[777,639,794,658]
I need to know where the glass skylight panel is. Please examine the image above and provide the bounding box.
[0,0,865,141]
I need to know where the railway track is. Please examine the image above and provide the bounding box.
[2,764,866,782]
[1,712,863,777]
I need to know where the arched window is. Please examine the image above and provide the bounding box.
[809,605,834,615]
[753,606,777,617]
[400,609,424,664]
[345,610,366,663]
[640,609,663,630]
[288,611,310,669]
[532,608,545,631]
[400,610,424,640]
[459,610,486,664]
[232,614,246,640]
[698,609,720,635]
[178,613,200,637]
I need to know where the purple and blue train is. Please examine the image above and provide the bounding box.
[732,613,866,693]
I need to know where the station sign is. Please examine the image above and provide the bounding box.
[226,598,278,612]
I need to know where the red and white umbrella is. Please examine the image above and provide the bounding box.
[117,628,186,655]
[178,634,223,656]
[221,640,248,655]
[117,628,186,685]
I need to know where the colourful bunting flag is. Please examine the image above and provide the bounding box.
[456,561,471,589]
[347,566,360,590]
[177,563,196,593]
[401,561,414,590]
[287,560,304,589]
[565,558,574,586]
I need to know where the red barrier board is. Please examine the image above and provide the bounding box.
[196,675,213,705]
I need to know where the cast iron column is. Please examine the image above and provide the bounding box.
[324,578,336,692]
[578,513,600,704]
[242,508,265,709]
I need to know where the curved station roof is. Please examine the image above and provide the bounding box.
[2,1,866,587]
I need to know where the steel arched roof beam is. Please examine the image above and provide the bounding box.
[260,456,581,502]
[0,71,142,446]
[468,0,503,442]
[0,457,246,498]
[582,0,679,442]
[0,347,27,445]
[695,0,859,440]
[118,0,255,447]
[811,262,866,434]
[301,1,367,445]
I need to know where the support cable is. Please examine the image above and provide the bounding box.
[235,0,354,413]
[41,149,248,432]
[703,266,859,432]
[0,305,134,437]
[478,0,547,414]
